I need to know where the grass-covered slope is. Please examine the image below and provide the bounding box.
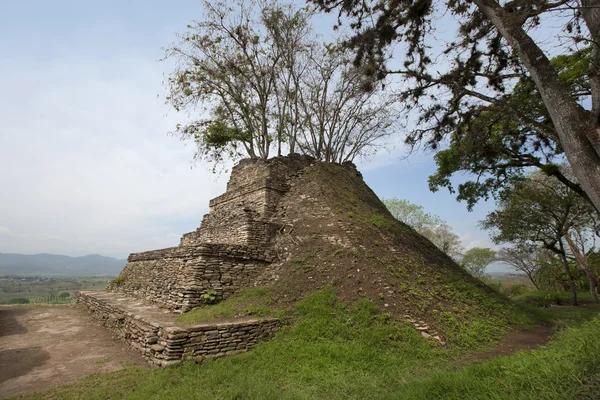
[266,161,537,346]
[16,291,600,400]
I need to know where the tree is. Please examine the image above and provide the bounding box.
[564,225,599,301]
[497,246,548,290]
[308,0,600,213]
[428,49,595,211]
[461,247,496,277]
[425,223,464,262]
[382,197,442,232]
[164,0,398,166]
[383,198,463,260]
[481,169,596,305]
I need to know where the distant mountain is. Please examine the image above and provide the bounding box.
[0,253,126,276]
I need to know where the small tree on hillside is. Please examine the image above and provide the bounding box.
[382,197,442,232]
[383,198,463,261]
[461,247,496,278]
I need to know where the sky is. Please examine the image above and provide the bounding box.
[0,1,518,272]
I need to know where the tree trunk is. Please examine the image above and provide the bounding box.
[473,0,600,214]
[558,239,578,306]
[585,269,599,303]
[526,272,540,290]
[564,233,599,303]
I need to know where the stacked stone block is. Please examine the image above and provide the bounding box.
[77,291,280,367]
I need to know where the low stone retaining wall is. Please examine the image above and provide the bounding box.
[76,291,281,367]
[108,244,277,312]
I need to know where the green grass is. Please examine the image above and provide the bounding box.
[0,276,111,304]
[14,289,600,400]
[513,290,595,307]
[176,287,278,325]
[392,314,600,399]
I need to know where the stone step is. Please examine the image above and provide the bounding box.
[77,291,280,367]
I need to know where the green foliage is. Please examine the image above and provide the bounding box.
[177,288,276,325]
[513,291,596,308]
[382,197,442,231]
[427,48,593,211]
[461,247,496,277]
[500,284,529,298]
[393,314,600,399]
[20,288,600,400]
[8,297,29,304]
[201,290,218,304]
[367,214,390,228]
[111,275,124,286]
[382,197,463,260]
[0,276,109,305]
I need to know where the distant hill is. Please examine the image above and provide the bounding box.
[0,253,126,276]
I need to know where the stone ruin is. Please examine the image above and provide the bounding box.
[77,155,316,366]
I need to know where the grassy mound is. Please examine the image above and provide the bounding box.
[268,161,538,346]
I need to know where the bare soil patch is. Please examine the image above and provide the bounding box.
[0,305,147,398]
[456,324,555,367]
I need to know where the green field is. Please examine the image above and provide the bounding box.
[0,276,113,305]
[12,287,600,400]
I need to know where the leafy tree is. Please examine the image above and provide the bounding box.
[309,0,600,213]
[428,49,595,211]
[383,198,463,260]
[164,0,397,166]
[382,197,442,232]
[425,223,464,262]
[461,247,496,277]
[481,169,596,305]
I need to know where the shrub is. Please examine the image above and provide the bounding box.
[512,290,568,307]
[8,297,30,304]
[501,284,529,298]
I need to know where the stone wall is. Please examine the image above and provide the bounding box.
[181,155,315,247]
[110,244,276,312]
[77,291,280,367]
[112,155,315,311]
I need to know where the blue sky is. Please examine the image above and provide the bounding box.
[0,1,507,271]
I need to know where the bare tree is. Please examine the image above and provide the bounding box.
[163,0,398,166]
[497,246,551,290]
[297,46,399,162]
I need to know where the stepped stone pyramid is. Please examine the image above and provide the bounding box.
[77,155,315,365]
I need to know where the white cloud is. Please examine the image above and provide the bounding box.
[0,226,13,236]
[0,53,227,257]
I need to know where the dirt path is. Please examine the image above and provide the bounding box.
[0,305,148,398]
[457,324,555,366]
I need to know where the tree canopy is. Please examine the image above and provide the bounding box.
[481,168,597,304]
[308,0,600,212]
[461,247,496,277]
[164,0,398,166]
[383,197,463,260]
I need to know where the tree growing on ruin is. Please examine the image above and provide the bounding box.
[308,0,600,213]
[164,0,398,166]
